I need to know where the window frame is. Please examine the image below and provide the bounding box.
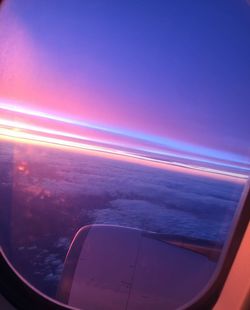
[182,182,250,310]
[0,1,249,308]
[0,184,249,310]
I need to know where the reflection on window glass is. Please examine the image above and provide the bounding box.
[0,1,250,310]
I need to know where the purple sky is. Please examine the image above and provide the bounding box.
[0,0,250,173]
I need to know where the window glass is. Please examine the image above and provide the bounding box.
[0,1,250,309]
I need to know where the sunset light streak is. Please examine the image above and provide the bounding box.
[0,101,249,182]
[0,125,247,182]
[0,117,248,177]
[1,100,249,170]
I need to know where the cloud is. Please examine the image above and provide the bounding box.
[9,144,243,242]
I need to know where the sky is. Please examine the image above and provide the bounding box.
[0,0,250,176]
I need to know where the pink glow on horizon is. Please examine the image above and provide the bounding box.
[0,2,183,144]
[0,117,247,184]
[0,5,98,125]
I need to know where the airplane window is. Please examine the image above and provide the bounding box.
[0,1,250,309]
